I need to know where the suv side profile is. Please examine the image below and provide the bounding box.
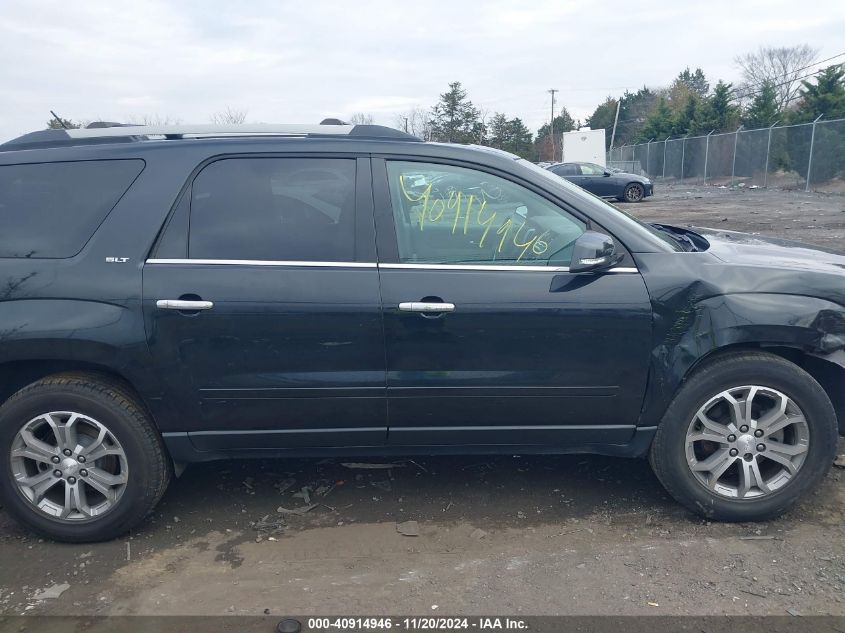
[0,122,842,542]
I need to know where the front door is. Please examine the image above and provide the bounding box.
[578,163,615,197]
[143,155,386,450]
[373,158,652,447]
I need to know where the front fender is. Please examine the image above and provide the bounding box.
[640,291,845,426]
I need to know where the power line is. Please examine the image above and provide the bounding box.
[735,55,844,104]
[610,62,842,131]
[736,51,845,94]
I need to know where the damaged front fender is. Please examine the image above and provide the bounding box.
[635,251,845,427]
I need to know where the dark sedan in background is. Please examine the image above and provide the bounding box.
[546,162,653,202]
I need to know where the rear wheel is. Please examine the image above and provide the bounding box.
[0,373,171,542]
[623,182,645,202]
[650,352,837,521]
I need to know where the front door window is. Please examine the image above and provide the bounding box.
[385,161,586,267]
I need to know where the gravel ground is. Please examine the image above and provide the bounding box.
[628,182,845,251]
[0,184,844,618]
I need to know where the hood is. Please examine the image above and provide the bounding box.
[613,171,649,182]
[691,226,845,275]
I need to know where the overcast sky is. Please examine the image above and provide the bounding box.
[2,0,844,142]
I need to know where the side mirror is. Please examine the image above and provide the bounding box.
[569,231,623,273]
[603,170,612,177]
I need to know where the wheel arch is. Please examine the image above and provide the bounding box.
[681,344,845,436]
[0,360,159,430]
[639,291,845,434]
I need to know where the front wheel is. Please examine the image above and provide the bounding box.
[650,352,837,521]
[0,373,171,542]
[623,182,645,202]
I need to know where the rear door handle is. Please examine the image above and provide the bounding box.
[399,302,455,313]
[156,299,214,311]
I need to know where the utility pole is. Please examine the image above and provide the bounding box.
[609,99,621,154]
[403,117,409,133]
[548,89,558,162]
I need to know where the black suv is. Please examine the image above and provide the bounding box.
[0,122,842,542]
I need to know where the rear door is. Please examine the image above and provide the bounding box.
[550,163,583,188]
[373,157,653,447]
[143,155,386,450]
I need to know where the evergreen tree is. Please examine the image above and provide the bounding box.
[673,93,699,135]
[488,113,509,149]
[585,98,617,149]
[485,113,533,159]
[534,108,577,161]
[789,65,845,181]
[46,117,80,130]
[742,81,779,129]
[676,67,710,98]
[692,81,739,133]
[793,64,845,122]
[639,97,674,141]
[503,117,533,159]
[429,82,481,144]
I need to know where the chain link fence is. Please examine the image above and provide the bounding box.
[607,117,845,194]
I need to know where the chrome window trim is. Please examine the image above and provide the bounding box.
[379,263,570,272]
[380,263,639,273]
[145,259,377,268]
[144,259,638,273]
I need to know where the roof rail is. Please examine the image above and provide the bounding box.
[65,123,357,138]
[1,122,420,151]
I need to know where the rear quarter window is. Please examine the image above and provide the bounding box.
[0,159,144,258]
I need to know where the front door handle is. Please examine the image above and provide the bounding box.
[399,301,455,313]
[156,299,214,311]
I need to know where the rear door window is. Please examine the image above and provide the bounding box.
[188,158,357,261]
[552,164,580,176]
[0,160,144,258]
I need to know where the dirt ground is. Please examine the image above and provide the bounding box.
[1,184,844,619]
[630,182,845,251]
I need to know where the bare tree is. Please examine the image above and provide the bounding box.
[128,114,184,126]
[348,112,375,125]
[393,106,432,139]
[734,45,819,109]
[477,106,490,143]
[211,107,248,125]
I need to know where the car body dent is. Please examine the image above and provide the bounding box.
[635,229,845,428]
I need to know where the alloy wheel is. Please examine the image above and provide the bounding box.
[10,412,129,521]
[685,386,809,499]
[625,184,644,202]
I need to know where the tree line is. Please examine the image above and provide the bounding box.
[587,46,845,148]
[46,44,844,166]
[389,45,843,161]
[391,81,577,162]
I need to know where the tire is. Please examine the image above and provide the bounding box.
[623,182,645,202]
[0,372,171,542]
[650,351,837,521]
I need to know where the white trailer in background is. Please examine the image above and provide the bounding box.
[561,128,606,167]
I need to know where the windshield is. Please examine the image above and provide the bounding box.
[516,158,683,251]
